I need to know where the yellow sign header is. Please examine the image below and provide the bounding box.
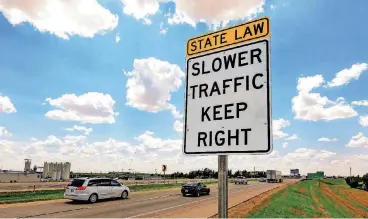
[186,17,270,57]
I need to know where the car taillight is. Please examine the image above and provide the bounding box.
[76,186,87,190]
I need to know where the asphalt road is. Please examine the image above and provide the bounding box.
[0,180,297,218]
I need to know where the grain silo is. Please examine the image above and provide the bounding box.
[42,162,49,178]
[62,162,71,180]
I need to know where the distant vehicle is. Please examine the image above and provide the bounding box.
[234,176,248,184]
[40,178,50,182]
[181,182,210,197]
[266,170,283,183]
[64,178,130,203]
[258,177,267,182]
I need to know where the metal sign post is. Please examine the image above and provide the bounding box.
[218,155,228,218]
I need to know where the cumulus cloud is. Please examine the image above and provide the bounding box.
[120,0,265,28]
[346,132,368,148]
[0,127,12,137]
[65,125,93,135]
[327,63,367,87]
[359,116,368,127]
[352,100,368,106]
[121,0,159,24]
[318,137,337,142]
[115,33,120,43]
[168,0,265,28]
[0,93,16,113]
[125,57,184,117]
[174,120,183,133]
[282,142,288,148]
[285,134,298,141]
[0,0,118,40]
[45,92,119,124]
[273,119,290,140]
[160,22,168,34]
[284,148,336,162]
[292,74,357,121]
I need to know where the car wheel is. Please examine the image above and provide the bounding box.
[88,194,98,204]
[182,193,186,197]
[121,191,128,199]
[196,190,200,197]
[206,191,210,195]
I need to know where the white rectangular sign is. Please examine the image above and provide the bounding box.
[183,39,272,155]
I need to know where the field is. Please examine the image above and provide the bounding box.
[0,181,217,204]
[243,179,367,218]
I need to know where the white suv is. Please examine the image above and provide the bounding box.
[64,178,130,203]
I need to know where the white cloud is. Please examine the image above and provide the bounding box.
[327,63,368,87]
[115,34,120,43]
[121,0,159,24]
[270,4,275,10]
[0,93,16,113]
[292,74,357,121]
[273,119,290,140]
[318,137,337,142]
[174,120,183,133]
[0,0,118,40]
[168,0,265,28]
[45,92,119,124]
[346,132,368,148]
[160,22,168,34]
[120,0,265,28]
[359,116,368,127]
[283,148,336,162]
[125,57,184,117]
[355,154,368,160]
[65,125,93,135]
[282,142,288,148]
[0,127,12,137]
[352,100,368,106]
[285,134,298,141]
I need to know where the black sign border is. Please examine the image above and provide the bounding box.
[183,39,271,155]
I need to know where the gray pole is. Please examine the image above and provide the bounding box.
[350,167,351,177]
[218,155,228,218]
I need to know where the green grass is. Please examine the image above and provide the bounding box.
[0,181,217,204]
[246,179,367,218]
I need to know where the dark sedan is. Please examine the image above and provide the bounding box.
[181,182,210,197]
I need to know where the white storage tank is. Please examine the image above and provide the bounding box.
[42,162,49,178]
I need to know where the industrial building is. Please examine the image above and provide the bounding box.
[0,159,71,182]
[42,162,71,181]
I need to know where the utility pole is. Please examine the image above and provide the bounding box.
[254,166,255,178]
[350,167,351,177]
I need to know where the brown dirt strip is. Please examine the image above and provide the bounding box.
[310,183,330,217]
[320,183,367,218]
[210,180,299,218]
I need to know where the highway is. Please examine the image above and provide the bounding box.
[0,180,297,218]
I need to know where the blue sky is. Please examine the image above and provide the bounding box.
[0,0,367,175]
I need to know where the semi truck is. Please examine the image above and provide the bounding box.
[266,170,283,183]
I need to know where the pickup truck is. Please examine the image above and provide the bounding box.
[234,176,248,184]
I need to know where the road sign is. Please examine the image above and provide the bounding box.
[183,39,272,155]
[186,17,269,58]
[184,17,272,218]
[162,165,167,172]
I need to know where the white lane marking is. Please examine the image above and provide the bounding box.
[128,196,214,218]
[128,187,253,218]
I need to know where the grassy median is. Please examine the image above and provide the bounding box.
[245,179,368,218]
[0,181,217,204]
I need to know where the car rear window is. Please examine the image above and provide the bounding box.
[69,179,85,187]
